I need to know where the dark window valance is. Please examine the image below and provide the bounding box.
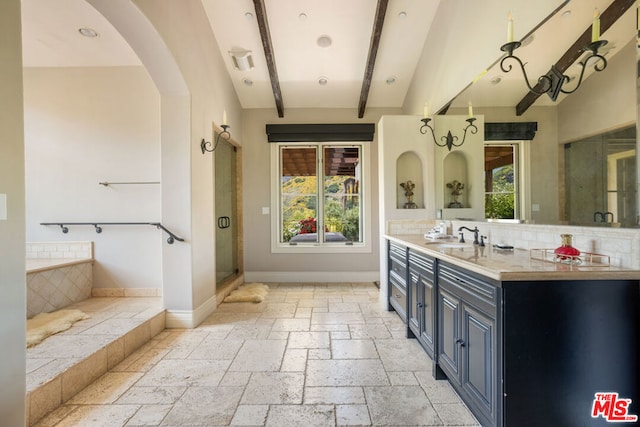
[266,123,375,142]
[485,122,537,141]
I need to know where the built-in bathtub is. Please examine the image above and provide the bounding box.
[26,242,94,318]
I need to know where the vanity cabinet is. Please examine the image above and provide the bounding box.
[407,249,436,358]
[437,262,500,427]
[385,236,640,427]
[387,241,408,322]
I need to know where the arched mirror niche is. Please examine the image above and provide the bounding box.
[396,151,424,209]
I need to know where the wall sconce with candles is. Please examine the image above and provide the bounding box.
[499,10,608,101]
[201,110,231,154]
[419,103,478,151]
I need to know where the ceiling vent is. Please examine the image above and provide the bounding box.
[229,50,254,71]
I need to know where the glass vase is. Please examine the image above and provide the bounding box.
[554,233,580,261]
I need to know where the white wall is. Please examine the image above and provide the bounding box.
[131,0,242,323]
[242,107,400,282]
[0,0,26,424]
[23,66,162,290]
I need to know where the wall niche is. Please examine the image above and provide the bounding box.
[396,151,424,209]
[442,151,468,208]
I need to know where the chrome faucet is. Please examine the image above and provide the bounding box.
[458,226,480,245]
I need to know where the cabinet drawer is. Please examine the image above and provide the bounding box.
[408,249,434,282]
[439,262,499,312]
[389,282,407,318]
[389,257,407,286]
[389,241,407,261]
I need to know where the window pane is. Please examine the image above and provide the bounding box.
[323,146,361,243]
[485,146,515,219]
[281,147,318,243]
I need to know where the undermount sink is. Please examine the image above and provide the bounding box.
[424,241,470,249]
[437,243,470,249]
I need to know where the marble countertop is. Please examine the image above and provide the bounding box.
[385,234,640,281]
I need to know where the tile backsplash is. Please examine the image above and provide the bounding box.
[387,219,640,269]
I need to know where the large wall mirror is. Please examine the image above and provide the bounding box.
[444,0,638,228]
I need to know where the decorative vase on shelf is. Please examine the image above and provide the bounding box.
[554,233,580,262]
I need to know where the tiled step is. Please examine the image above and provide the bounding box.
[25,297,165,426]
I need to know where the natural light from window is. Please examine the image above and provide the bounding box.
[271,142,370,253]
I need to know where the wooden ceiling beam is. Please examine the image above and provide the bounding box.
[515,0,634,116]
[253,0,285,117]
[357,0,389,118]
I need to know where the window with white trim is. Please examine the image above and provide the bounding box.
[270,142,370,253]
[484,142,526,220]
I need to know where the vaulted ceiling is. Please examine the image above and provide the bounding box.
[20,0,636,118]
[201,0,439,117]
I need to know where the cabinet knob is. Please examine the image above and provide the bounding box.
[456,338,466,347]
[417,302,423,308]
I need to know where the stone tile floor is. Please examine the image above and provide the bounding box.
[34,283,479,426]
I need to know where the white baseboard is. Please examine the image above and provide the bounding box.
[165,293,218,329]
[244,271,379,283]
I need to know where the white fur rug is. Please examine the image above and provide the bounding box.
[223,283,269,303]
[27,309,89,348]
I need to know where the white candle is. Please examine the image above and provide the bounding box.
[592,9,600,42]
[507,12,514,43]
[468,101,473,118]
[423,104,430,118]
[222,110,228,126]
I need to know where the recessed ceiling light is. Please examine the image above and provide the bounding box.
[299,13,307,21]
[398,11,407,19]
[243,78,253,86]
[561,10,571,19]
[386,76,396,85]
[317,35,332,48]
[490,76,502,85]
[245,12,254,20]
[78,27,98,38]
[318,76,328,86]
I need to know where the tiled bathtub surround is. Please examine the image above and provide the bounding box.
[26,241,94,318]
[387,219,640,269]
[26,241,93,260]
[27,261,93,318]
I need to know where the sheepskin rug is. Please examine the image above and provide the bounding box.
[27,309,89,348]
[223,283,269,303]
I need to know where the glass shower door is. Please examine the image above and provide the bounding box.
[215,136,238,284]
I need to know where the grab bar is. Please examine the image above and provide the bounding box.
[40,222,185,244]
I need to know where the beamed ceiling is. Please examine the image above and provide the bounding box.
[20,1,635,118]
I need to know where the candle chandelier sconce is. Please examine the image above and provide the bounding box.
[419,117,478,151]
[201,124,231,154]
[499,38,608,102]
